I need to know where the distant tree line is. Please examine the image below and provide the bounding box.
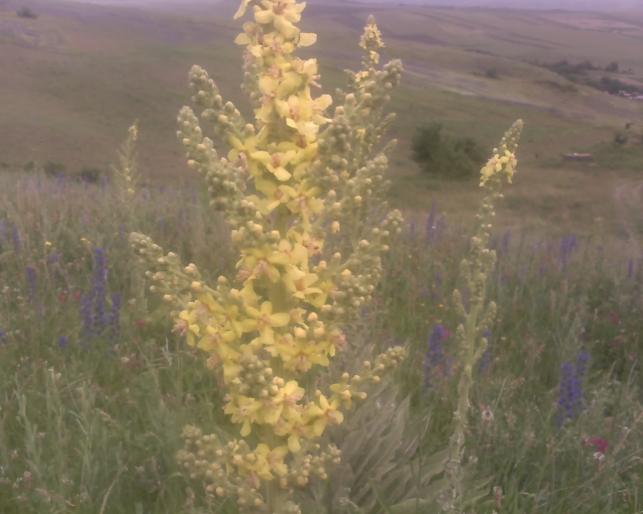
[21,160,104,183]
[542,59,643,96]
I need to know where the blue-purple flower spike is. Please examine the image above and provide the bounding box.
[556,350,590,426]
[92,248,108,331]
[25,266,37,303]
[424,324,448,388]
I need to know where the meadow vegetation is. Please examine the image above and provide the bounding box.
[0,0,642,513]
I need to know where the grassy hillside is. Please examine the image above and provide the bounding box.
[0,0,642,237]
[0,4,641,513]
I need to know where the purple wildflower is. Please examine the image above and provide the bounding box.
[559,235,577,271]
[424,324,449,388]
[576,350,590,377]
[46,252,61,265]
[557,350,590,425]
[57,335,69,349]
[79,291,95,344]
[11,224,21,254]
[25,266,37,302]
[500,230,511,256]
[91,248,108,331]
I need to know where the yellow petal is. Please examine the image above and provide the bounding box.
[312,418,326,437]
[234,0,251,19]
[255,9,274,24]
[274,16,300,39]
[273,167,292,182]
[234,33,251,45]
[277,72,302,98]
[269,312,290,327]
[250,150,271,164]
[298,32,317,47]
[259,76,278,95]
[288,435,301,453]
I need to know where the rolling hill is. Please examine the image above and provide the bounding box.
[0,0,642,235]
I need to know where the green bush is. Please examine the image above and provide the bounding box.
[43,161,66,177]
[484,67,499,79]
[411,123,485,179]
[77,166,104,183]
[16,7,37,19]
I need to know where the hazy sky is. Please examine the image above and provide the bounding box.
[67,0,642,11]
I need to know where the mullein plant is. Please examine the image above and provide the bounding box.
[130,1,405,513]
[112,121,140,202]
[440,120,523,514]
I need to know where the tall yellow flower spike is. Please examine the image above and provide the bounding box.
[442,119,523,514]
[131,1,405,513]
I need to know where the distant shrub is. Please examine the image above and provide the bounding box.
[547,59,597,78]
[594,76,643,96]
[605,61,619,73]
[78,167,104,183]
[412,123,485,179]
[484,68,499,79]
[613,130,628,146]
[16,7,37,19]
[43,161,66,177]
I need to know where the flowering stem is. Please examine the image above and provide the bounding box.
[441,121,523,514]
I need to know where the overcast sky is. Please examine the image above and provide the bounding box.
[66,0,642,11]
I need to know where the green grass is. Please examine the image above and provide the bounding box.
[0,2,642,512]
[0,170,641,514]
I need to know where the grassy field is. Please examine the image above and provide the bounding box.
[0,171,641,514]
[0,1,642,513]
[0,0,642,237]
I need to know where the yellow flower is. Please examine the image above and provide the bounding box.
[270,334,331,372]
[225,395,262,436]
[254,0,304,40]
[238,244,290,282]
[164,1,409,506]
[282,266,325,307]
[250,150,296,181]
[304,394,344,437]
[176,308,201,347]
[260,380,304,424]
[228,131,260,162]
[480,149,518,187]
[251,444,289,479]
[273,407,308,453]
[244,301,290,344]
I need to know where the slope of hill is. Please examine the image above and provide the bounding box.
[0,0,642,235]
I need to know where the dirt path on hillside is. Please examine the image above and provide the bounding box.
[613,178,643,253]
